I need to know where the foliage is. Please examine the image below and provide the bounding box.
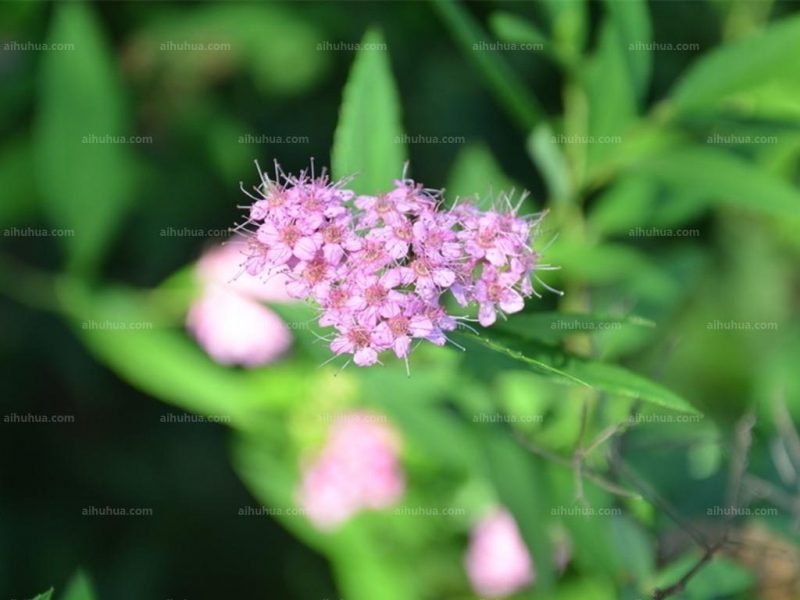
[2,1,800,599]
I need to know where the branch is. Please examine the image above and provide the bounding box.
[652,537,727,599]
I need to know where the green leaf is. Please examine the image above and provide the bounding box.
[445,142,519,208]
[550,239,667,287]
[431,0,544,131]
[670,14,800,111]
[494,312,655,346]
[601,0,652,103]
[35,2,134,276]
[455,332,700,414]
[582,18,638,168]
[332,528,414,600]
[232,435,325,548]
[455,331,592,388]
[551,579,617,600]
[632,145,800,219]
[61,571,97,600]
[29,591,53,600]
[58,281,310,425]
[489,11,548,48]
[547,465,621,577]
[588,176,657,236]
[0,137,40,228]
[611,517,655,585]
[528,123,573,203]
[331,28,406,195]
[536,0,587,65]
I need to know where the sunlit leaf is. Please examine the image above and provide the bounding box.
[632,145,800,219]
[489,11,548,49]
[528,123,573,203]
[602,0,652,103]
[331,28,406,195]
[536,0,587,66]
[588,176,657,236]
[582,18,638,168]
[670,14,800,111]
[61,571,97,600]
[57,281,309,425]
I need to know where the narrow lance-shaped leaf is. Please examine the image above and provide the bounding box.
[631,145,800,219]
[527,123,573,204]
[35,2,135,277]
[331,28,406,195]
[581,18,637,169]
[670,14,800,111]
[602,0,652,103]
[536,0,587,66]
[455,331,700,414]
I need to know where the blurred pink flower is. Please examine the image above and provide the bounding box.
[187,287,292,367]
[297,412,404,531]
[187,243,295,367]
[465,508,535,598]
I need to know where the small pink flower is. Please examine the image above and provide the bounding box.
[344,269,407,321]
[284,254,343,303]
[474,266,526,326]
[465,508,535,598]
[319,216,362,265]
[374,311,434,358]
[256,221,319,266]
[398,257,456,301]
[330,323,384,366]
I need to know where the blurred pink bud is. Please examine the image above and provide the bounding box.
[298,412,405,531]
[465,508,535,598]
[554,532,572,575]
[195,242,293,303]
[187,287,292,367]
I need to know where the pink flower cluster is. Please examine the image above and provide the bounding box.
[297,411,404,531]
[237,163,549,367]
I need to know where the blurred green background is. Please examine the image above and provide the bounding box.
[2,1,800,599]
